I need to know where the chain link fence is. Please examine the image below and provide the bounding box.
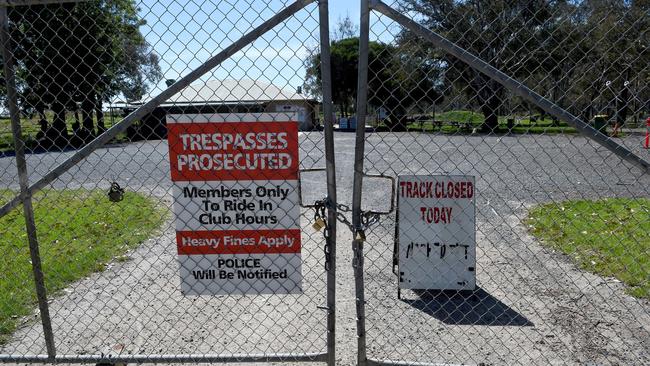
[350,0,649,365]
[0,0,648,365]
[0,0,338,364]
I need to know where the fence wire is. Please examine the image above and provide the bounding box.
[0,0,335,363]
[353,0,649,365]
[0,0,649,365]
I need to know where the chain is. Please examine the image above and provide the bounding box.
[312,199,331,271]
[311,197,384,271]
[314,198,380,232]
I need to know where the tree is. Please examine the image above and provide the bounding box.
[569,0,649,128]
[305,36,442,129]
[7,0,161,148]
[304,37,357,117]
[398,0,568,131]
[303,16,358,105]
[398,0,649,132]
[333,14,358,41]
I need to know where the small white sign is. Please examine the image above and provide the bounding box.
[397,175,476,290]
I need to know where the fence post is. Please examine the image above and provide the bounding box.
[317,1,337,365]
[352,0,371,365]
[0,6,56,359]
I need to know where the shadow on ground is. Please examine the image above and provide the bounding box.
[402,287,534,326]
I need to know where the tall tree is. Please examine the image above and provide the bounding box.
[305,36,442,129]
[572,0,649,128]
[7,0,161,148]
[305,37,358,117]
[398,0,565,131]
[333,14,358,41]
[398,0,649,131]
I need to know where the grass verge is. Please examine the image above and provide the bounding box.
[405,110,579,134]
[526,198,649,299]
[0,112,127,152]
[0,189,167,343]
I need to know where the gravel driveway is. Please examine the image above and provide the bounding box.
[0,132,648,365]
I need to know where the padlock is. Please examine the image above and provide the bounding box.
[312,217,326,231]
[108,182,125,202]
[355,229,366,242]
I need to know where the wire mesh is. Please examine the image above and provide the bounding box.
[1,0,649,365]
[354,0,650,365]
[0,0,334,362]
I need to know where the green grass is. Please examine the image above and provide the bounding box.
[0,189,167,343]
[0,111,126,152]
[526,198,650,299]
[436,110,485,124]
[404,110,578,134]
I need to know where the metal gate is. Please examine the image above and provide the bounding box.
[350,0,649,365]
[1,0,649,365]
[0,0,338,364]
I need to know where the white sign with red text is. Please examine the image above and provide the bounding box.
[397,175,476,290]
[167,113,302,295]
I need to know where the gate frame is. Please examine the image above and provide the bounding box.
[0,0,338,364]
[351,1,650,365]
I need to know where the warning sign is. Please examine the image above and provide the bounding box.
[167,113,302,295]
[397,175,476,290]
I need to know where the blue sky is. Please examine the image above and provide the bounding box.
[135,0,397,98]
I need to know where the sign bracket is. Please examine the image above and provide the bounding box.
[297,168,327,208]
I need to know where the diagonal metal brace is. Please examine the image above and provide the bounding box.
[370,0,650,176]
[0,0,315,219]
